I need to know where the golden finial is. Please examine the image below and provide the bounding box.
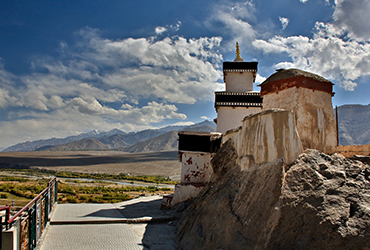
[234,42,244,62]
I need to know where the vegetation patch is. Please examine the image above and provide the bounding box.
[0,174,173,206]
[0,168,179,184]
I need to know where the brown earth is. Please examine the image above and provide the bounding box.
[0,150,181,180]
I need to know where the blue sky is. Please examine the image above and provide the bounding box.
[0,0,369,149]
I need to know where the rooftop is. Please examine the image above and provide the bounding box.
[223,61,258,71]
[259,68,332,86]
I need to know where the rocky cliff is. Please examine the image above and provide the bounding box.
[178,146,370,249]
[177,109,370,250]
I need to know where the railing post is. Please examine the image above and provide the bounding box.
[5,206,10,230]
[1,177,57,250]
[28,204,36,250]
[0,215,3,250]
[55,180,58,204]
[45,189,49,225]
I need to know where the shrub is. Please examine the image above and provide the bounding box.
[0,193,8,198]
[79,195,88,201]
[66,196,77,203]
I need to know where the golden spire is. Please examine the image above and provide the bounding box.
[234,42,244,62]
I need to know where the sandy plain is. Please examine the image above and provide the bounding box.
[0,150,181,180]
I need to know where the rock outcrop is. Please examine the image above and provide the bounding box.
[178,145,370,250]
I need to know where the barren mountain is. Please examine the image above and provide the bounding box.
[124,131,178,153]
[4,130,104,152]
[2,120,216,152]
[97,134,130,149]
[45,139,109,151]
[338,104,370,145]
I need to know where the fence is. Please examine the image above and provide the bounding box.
[0,177,57,250]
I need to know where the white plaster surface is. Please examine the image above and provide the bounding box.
[180,152,213,184]
[171,184,204,207]
[225,72,254,92]
[223,109,304,168]
[262,87,337,154]
[216,106,262,134]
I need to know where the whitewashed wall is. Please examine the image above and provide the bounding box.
[223,109,304,169]
[180,152,213,184]
[224,72,254,92]
[262,88,337,154]
[216,106,262,134]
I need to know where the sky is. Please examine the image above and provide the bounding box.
[0,0,370,149]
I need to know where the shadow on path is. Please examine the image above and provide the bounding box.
[81,198,179,249]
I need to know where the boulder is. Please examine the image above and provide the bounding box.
[178,145,370,249]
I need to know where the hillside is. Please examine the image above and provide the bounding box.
[124,131,178,153]
[4,130,104,152]
[46,139,109,151]
[2,120,216,152]
[338,104,370,145]
[97,134,130,149]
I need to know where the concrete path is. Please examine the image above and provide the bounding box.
[38,196,178,250]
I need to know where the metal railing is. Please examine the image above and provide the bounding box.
[0,177,58,250]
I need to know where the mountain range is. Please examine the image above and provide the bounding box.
[338,104,370,146]
[3,120,216,152]
[2,104,369,153]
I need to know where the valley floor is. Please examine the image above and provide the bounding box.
[0,150,181,180]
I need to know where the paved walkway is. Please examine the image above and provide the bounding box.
[38,196,178,250]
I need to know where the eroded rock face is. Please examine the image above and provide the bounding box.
[177,144,370,250]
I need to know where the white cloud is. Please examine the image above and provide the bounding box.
[201,116,210,120]
[253,21,370,91]
[255,74,267,84]
[333,0,370,41]
[170,21,182,31]
[209,0,370,92]
[1,29,224,109]
[207,1,256,49]
[155,21,181,35]
[0,28,224,147]
[155,26,167,35]
[279,17,289,30]
[170,121,195,126]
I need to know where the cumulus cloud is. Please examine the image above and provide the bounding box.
[279,17,289,30]
[255,74,267,85]
[253,2,370,91]
[332,0,370,41]
[0,28,224,147]
[201,116,210,120]
[1,29,224,109]
[207,1,256,49]
[208,0,369,92]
